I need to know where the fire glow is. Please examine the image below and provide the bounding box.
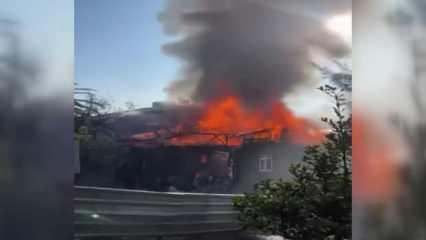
[149,0,349,148]
[131,96,325,147]
[196,96,324,144]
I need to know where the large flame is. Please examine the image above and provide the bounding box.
[196,96,324,144]
[131,96,324,147]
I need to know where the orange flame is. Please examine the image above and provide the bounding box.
[132,96,325,147]
[196,96,324,144]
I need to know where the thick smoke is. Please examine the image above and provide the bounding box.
[160,0,350,108]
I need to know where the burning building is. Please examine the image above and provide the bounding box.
[75,0,349,193]
[107,0,348,193]
[108,100,321,193]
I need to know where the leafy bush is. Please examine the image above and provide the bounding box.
[233,85,351,240]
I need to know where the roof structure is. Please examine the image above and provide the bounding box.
[126,128,277,148]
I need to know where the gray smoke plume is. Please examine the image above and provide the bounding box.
[160,0,351,108]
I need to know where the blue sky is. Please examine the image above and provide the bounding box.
[75,0,179,109]
[74,0,351,118]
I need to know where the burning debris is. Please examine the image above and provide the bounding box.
[131,127,277,148]
[128,97,325,148]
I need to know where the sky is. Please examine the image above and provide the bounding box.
[76,0,179,110]
[75,0,351,117]
[0,0,351,118]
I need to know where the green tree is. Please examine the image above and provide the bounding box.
[233,84,352,240]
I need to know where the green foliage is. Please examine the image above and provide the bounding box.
[233,85,352,240]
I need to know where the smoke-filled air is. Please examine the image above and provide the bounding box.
[158,0,351,143]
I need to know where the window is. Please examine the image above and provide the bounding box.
[258,154,273,172]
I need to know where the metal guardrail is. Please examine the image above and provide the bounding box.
[74,186,242,238]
